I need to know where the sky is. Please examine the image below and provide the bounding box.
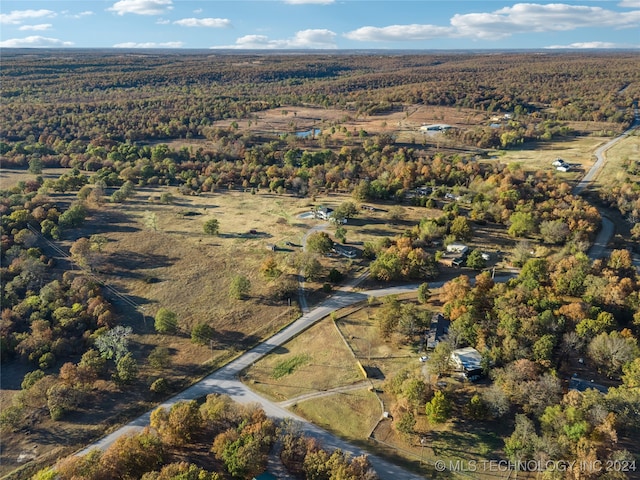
[1,0,639,50]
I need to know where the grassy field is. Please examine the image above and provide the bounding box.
[243,288,518,479]
[243,317,363,401]
[590,130,640,190]
[485,135,607,182]
[290,388,382,441]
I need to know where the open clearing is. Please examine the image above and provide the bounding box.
[243,317,363,402]
[486,135,606,183]
[290,388,382,441]
[589,130,640,190]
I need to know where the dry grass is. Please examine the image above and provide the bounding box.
[485,136,607,180]
[243,318,363,402]
[289,388,382,441]
[335,306,416,361]
[590,130,640,190]
[0,167,73,189]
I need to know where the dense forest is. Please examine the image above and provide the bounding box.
[1,51,638,146]
[1,51,639,479]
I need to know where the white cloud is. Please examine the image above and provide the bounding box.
[108,0,173,16]
[283,0,335,4]
[344,24,456,42]
[215,29,337,49]
[619,0,640,7]
[0,9,55,25]
[451,3,640,39]
[193,8,203,14]
[156,19,170,24]
[19,24,52,31]
[345,3,640,43]
[545,41,634,49]
[63,10,94,19]
[174,18,231,28]
[0,36,73,48]
[113,41,184,48]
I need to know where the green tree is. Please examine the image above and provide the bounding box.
[387,205,405,224]
[425,391,451,423]
[332,201,358,223]
[21,370,45,390]
[417,282,431,304]
[335,225,347,244]
[229,275,251,300]
[28,157,43,174]
[427,341,453,378]
[298,253,322,281]
[154,308,178,334]
[402,378,429,411]
[191,323,214,345]
[396,411,416,437]
[159,192,174,204]
[203,218,220,235]
[306,231,333,254]
[518,257,548,289]
[576,311,615,338]
[508,211,536,237]
[532,334,556,367]
[450,216,472,241]
[148,346,171,369]
[143,210,159,231]
[465,249,487,270]
[370,250,403,281]
[466,394,489,420]
[621,357,640,388]
[376,296,401,339]
[115,353,138,384]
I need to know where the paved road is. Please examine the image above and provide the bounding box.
[574,104,639,259]
[78,282,434,478]
[573,128,637,195]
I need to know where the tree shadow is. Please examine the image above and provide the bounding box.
[105,251,176,277]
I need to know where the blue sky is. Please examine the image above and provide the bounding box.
[1,0,639,49]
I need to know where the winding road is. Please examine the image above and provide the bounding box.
[575,102,639,260]
[76,105,639,477]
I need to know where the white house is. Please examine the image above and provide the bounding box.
[314,206,334,220]
[450,347,483,376]
[446,243,469,255]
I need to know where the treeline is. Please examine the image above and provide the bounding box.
[1,52,638,146]
[32,395,378,480]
